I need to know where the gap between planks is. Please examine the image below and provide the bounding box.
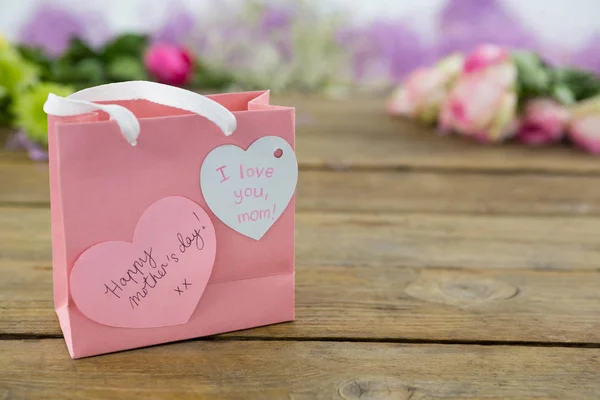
[1,333,600,350]
[300,164,600,177]
[6,202,600,220]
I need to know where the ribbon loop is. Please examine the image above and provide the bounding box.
[43,81,237,146]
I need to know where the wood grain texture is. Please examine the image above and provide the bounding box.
[4,94,600,173]
[296,212,600,271]
[3,207,600,271]
[3,94,600,399]
[278,94,600,173]
[1,340,599,399]
[297,117,600,173]
[299,170,600,216]
[4,163,600,217]
[0,163,50,205]
[3,259,600,343]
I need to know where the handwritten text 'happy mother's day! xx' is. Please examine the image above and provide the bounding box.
[216,163,277,224]
[103,212,208,310]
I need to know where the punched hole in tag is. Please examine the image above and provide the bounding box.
[274,148,283,158]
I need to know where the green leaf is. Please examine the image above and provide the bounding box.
[0,51,40,94]
[192,62,236,89]
[62,37,97,63]
[16,45,51,62]
[49,57,107,86]
[512,51,551,97]
[107,56,148,81]
[551,84,576,105]
[16,45,54,80]
[551,67,600,101]
[44,37,103,85]
[74,58,106,84]
[50,59,77,84]
[102,34,149,62]
[13,83,74,146]
[512,51,542,69]
[0,95,12,124]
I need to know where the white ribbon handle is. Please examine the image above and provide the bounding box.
[43,81,237,146]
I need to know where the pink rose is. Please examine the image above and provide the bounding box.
[144,43,193,86]
[516,98,569,145]
[439,44,518,142]
[463,44,509,73]
[388,54,463,124]
[567,96,600,154]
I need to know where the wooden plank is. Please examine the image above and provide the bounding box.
[4,94,600,173]
[300,170,600,216]
[0,127,31,164]
[1,340,599,399]
[298,119,600,173]
[0,148,32,164]
[296,212,600,271]
[283,95,600,173]
[4,163,600,216]
[0,163,49,205]
[3,207,600,271]
[3,259,600,343]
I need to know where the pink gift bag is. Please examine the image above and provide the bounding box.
[44,81,297,358]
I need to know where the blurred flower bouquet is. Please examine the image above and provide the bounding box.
[0,35,74,160]
[5,0,600,160]
[2,0,350,160]
[187,0,351,92]
[388,44,600,154]
[1,32,238,160]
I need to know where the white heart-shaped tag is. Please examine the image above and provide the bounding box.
[200,136,298,240]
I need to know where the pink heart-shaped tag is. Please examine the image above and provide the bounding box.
[70,196,217,328]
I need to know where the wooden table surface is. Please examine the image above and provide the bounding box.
[1,94,600,399]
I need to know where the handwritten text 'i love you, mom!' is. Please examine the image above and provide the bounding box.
[216,163,277,224]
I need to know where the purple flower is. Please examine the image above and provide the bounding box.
[261,4,293,32]
[573,34,600,73]
[259,3,295,60]
[153,8,196,45]
[190,0,301,69]
[339,20,431,84]
[438,0,539,57]
[19,3,108,56]
[5,130,48,162]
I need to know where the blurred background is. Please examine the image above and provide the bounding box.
[2,0,600,157]
[1,0,599,91]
